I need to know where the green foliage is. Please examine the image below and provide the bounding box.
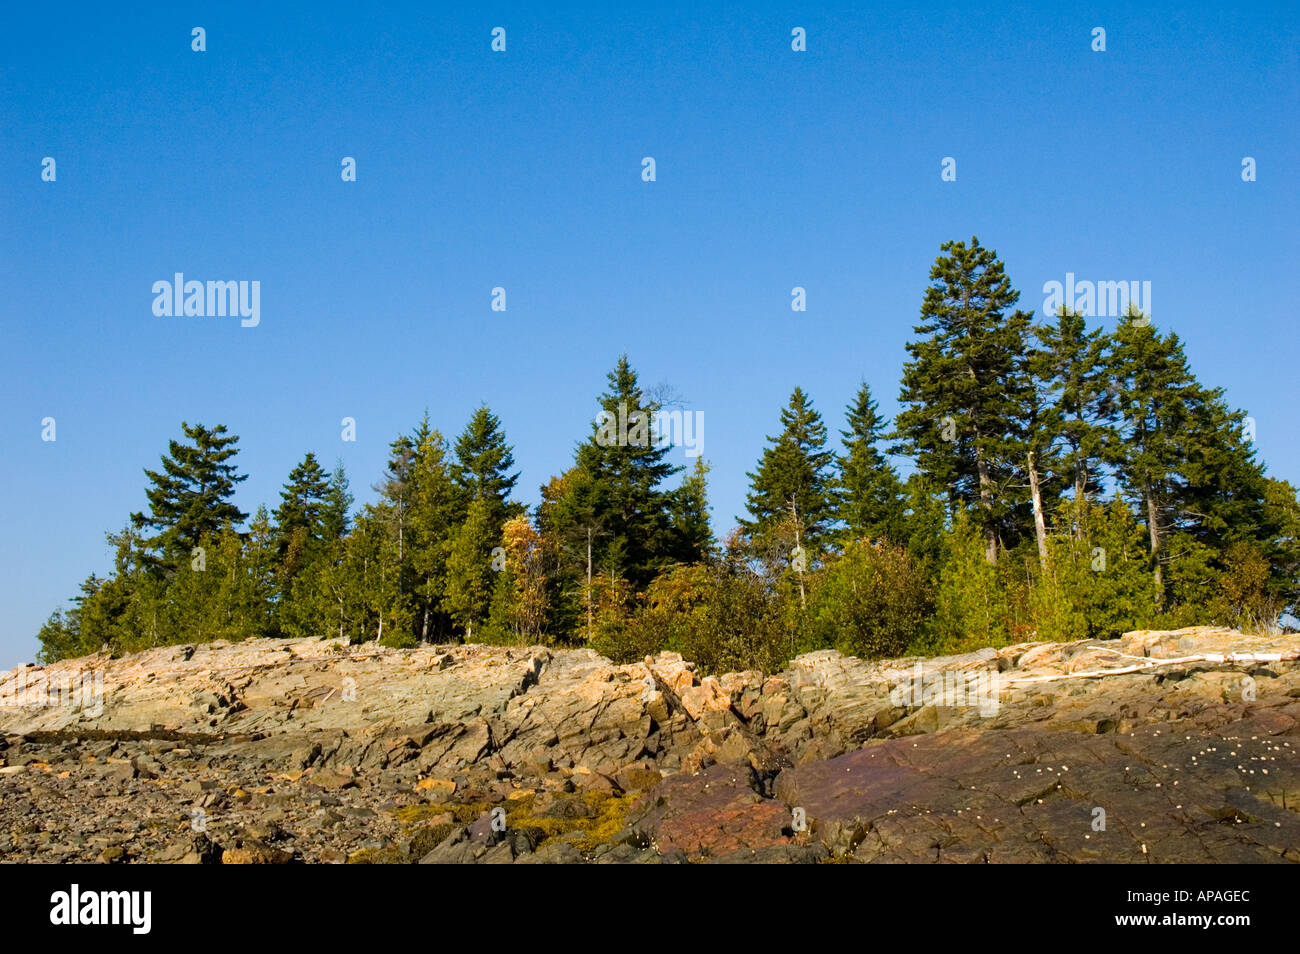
[454,404,520,513]
[1029,499,1157,642]
[833,382,908,548]
[37,245,1300,667]
[130,422,248,571]
[614,556,790,675]
[893,237,1034,561]
[808,541,931,659]
[741,386,835,560]
[923,512,1013,654]
[445,498,499,640]
[669,457,715,562]
[570,355,683,589]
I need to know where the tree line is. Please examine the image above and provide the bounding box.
[38,237,1300,671]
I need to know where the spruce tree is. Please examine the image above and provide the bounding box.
[669,457,715,562]
[1032,307,1116,503]
[454,405,520,513]
[275,453,331,548]
[893,237,1033,563]
[130,422,248,569]
[445,497,500,640]
[274,451,332,587]
[834,381,906,547]
[406,427,465,641]
[740,386,834,556]
[321,462,353,541]
[1109,307,1205,605]
[569,355,681,589]
[537,466,607,641]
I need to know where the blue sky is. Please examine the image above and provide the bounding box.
[1,1,1296,667]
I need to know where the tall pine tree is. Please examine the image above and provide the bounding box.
[893,237,1033,563]
[741,386,834,609]
[834,381,907,547]
[130,422,248,571]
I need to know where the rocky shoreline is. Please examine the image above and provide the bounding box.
[3,626,1299,863]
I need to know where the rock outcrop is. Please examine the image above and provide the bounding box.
[2,626,1298,863]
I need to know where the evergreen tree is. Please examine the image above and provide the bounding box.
[740,386,834,556]
[537,467,606,641]
[406,426,466,641]
[1032,307,1117,503]
[454,404,520,514]
[130,422,248,569]
[273,451,332,592]
[321,462,354,542]
[445,497,500,640]
[274,453,331,551]
[569,356,681,589]
[1109,307,1218,605]
[834,381,907,547]
[669,457,715,563]
[893,237,1033,563]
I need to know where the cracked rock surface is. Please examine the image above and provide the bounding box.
[2,626,1298,863]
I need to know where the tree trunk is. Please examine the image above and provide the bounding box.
[793,520,806,612]
[975,451,997,564]
[585,527,594,643]
[1027,448,1049,570]
[1143,476,1164,606]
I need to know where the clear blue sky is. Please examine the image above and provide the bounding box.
[2,1,1296,667]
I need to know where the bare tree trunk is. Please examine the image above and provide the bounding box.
[976,451,997,564]
[586,527,593,643]
[793,521,806,611]
[1143,477,1164,606]
[1027,448,1049,570]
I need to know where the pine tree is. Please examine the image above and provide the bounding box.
[454,404,520,514]
[1109,307,1207,605]
[669,457,715,562]
[569,356,681,589]
[834,381,907,547]
[740,386,834,557]
[130,422,248,569]
[275,453,331,549]
[445,497,500,640]
[406,427,465,641]
[1032,308,1116,503]
[893,238,1033,563]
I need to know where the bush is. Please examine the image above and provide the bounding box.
[600,559,789,674]
[808,541,930,659]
